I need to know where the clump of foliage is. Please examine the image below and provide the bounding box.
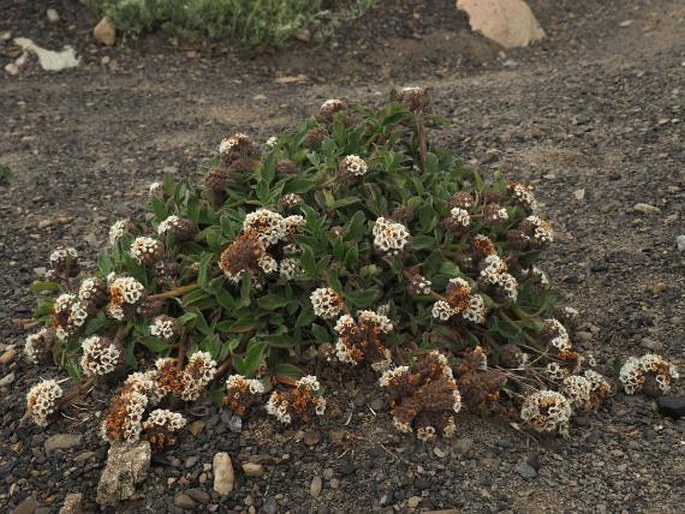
[0,164,13,185]
[81,0,375,49]
[24,89,679,446]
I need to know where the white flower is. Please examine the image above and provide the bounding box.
[125,370,163,405]
[358,310,393,333]
[265,392,292,424]
[378,366,410,387]
[226,374,265,395]
[320,98,343,112]
[101,391,148,443]
[157,215,180,236]
[372,217,410,255]
[341,155,368,177]
[110,276,146,305]
[26,379,63,427]
[297,375,321,392]
[510,183,538,212]
[257,255,278,274]
[432,300,453,321]
[130,236,162,265]
[24,328,51,364]
[149,181,163,197]
[180,351,217,401]
[78,277,101,302]
[450,207,471,227]
[416,425,436,441]
[150,316,177,341]
[279,258,300,281]
[219,133,250,154]
[243,208,287,247]
[310,287,344,319]
[526,216,553,243]
[142,409,187,432]
[520,390,572,436]
[562,375,592,409]
[543,318,571,352]
[620,354,679,395]
[49,246,78,266]
[109,219,132,245]
[80,336,122,376]
[265,136,278,148]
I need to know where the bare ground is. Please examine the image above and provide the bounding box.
[1,0,684,512]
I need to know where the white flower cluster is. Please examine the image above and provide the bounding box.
[80,336,122,377]
[243,208,287,247]
[299,376,326,416]
[149,181,163,197]
[142,409,187,432]
[130,236,162,265]
[68,300,89,328]
[523,265,550,287]
[24,328,51,364]
[320,98,343,112]
[265,136,278,148]
[279,258,300,281]
[157,215,181,236]
[125,370,163,405]
[619,354,679,395]
[180,351,217,401]
[341,155,368,177]
[107,275,146,320]
[78,277,101,302]
[358,310,394,333]
[431,300,453,321]
[450,207,471,227]
[102,390,149,443]
[462,294,487,324]
[54,293,75,315]
[265,391,292,424]
[49,246,78,266]
[258,254,278,274]
[26,379,63,427]
[520,390,572,436]
[377,365,410,387]
[526,216,553,244]
[480,255,518,301]
[416,426,436,442]
[219,133,250,154]
[150,316,177,341]
[226,374,266,395]
[510,183,538,212]
[310,287,344,319]
[561,375,592,409]
[408,274,432,296]
[543,318,572,351]
[545,362,567,381]
[281,193,303,209]
[109,219,133,245]
[372,217,410,255]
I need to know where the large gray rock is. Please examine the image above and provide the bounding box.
[96,441,151,507]
[44,434,82,453]
[456,0,545,49]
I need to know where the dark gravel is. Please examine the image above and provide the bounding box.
[1,0,684,512]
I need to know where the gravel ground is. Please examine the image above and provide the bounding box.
[1,0,684,512]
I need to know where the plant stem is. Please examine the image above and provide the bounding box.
[148,283,199,301]
[416,113,428,172]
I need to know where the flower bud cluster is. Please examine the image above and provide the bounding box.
[372,217,410,256]
[224,374,266,416]
[310,287,345,319]
[520,390,572,436]
[26,379,63,427]
[619,353,679,395]
[80,335,123,377]
[266,375,326,424]
[334,310,393,366]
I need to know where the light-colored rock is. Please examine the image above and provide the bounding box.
[677,235,685,252]
[0,348,17,364]
[574,189,585,201]
[408,496,422,509]
[5,62,20,75]
[310,476,322,498]
[46,9,60,23]
[45,434,82,453]
[58,493,83,514]
[456,0,545,49]
[213,452,235,495]
[0,372,15,387]
[94,17,116,46]
[640,338,663,352]
[633,202,661,214]
[96,441,151,507]
[241,462,264,477]
[13,38,80,71]
[13,497,40,514]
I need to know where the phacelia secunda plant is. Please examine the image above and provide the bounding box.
[22,89,678,447]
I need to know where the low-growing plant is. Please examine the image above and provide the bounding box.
[81,0,376,49]
[23,89,679,447]
[0,164,13,185]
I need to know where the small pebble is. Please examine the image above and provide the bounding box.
[241,462,264,477]
[310,476,323,497]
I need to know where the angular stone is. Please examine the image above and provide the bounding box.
[173,493,196,509]
[0,372,15,387]
[456,0,545,49]
[213,452,235,495]
[13,497,40,514]
[45,434,82,453]
[58,493,82,514]
[310,476,322,498]
[96,441,151,507]
[0,348,17,365]
[241,462,264,477]
[93,17,116,46]
[633,203,661,214]
[46,9,60,23]
[657,397,685,419]
[677,235,685,252]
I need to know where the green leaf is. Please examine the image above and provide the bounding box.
[346,288,380,308]
[257,294,290,310]
[233,339,266,377]
[213,285,236,310]
[151,196,168,220]
[264,334,298,348]
[197,253,213,290]
[84,312,109,336]
[284,177,317,194]
[239,273,252,307]
[141,336,169,353]
[310,323,331,343]
[294,306,316,329]
[344,211,366,240]
[343,244,359,269]
[29,281,62,293]
[270,362,303,380]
